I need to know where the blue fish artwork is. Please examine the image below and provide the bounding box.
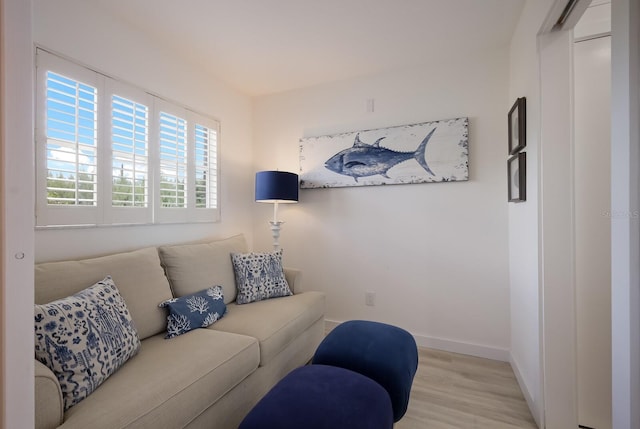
[299,117,469,189]
[324,128,436,182]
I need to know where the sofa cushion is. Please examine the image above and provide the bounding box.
[209,291,325,366]
[158,234,247,304]
[34,276,141,410]
[59,329,259,429]
[159,286,227,338]
[35,247,173,340]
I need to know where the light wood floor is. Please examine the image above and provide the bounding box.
[396,348,538,429]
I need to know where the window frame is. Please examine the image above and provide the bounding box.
[35,49,221,227]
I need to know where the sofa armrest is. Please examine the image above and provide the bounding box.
[284,268,301,294]
[35,359,63,429]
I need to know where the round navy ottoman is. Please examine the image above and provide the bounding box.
[238,364,393,429]
[312,320,418,422]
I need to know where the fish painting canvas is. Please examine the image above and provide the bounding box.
[299,117,468,189]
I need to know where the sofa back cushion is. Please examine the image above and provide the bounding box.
[158,234,247,304]
[35,247,173,340]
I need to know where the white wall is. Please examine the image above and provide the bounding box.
[32,0,255,262]
[253,49,511,360]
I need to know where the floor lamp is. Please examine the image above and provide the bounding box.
[255,171,299,251]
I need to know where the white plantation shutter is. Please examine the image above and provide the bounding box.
[36,49,220,227]
[155,100,189,223]
[187,110,220,222]
[155,103,221,223]
[159,111,188,208]
[45,72,98,206]
[194,121,218,209]
[188,112,220,222]
[36,50,102,226]
[111,95,149,207]
[105,79,153,225]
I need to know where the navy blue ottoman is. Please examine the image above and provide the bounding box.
[238,364,393,429]
[312,320,418,422]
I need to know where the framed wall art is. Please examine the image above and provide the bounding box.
[508,152,526,202]
[299,117,469,189]
[508,97,526,155]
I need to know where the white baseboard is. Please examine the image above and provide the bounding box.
[323,320,537,425]
[510,353,542,428]
[324,319,510,362]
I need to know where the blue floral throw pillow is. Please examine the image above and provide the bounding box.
[231,250,292,305]
[34,276,141,411]
[159,286,226,339]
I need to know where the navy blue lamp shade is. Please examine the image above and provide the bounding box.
[255,171,299,203]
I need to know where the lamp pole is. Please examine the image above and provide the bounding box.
[268,220,283,252]
[269,201,283,251]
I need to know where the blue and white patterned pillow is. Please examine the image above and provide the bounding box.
[159,286,226,339]
[231,250,292,305]
[34,276,140,411]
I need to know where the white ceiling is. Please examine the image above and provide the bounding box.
[94,0,525,96]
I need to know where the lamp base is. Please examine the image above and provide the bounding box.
[269,221,284,252]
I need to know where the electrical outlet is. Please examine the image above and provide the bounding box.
[365,291,376,306]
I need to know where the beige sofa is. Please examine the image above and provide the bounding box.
[34,234,325,429]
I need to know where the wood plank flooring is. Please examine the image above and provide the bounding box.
[396,348,538,429]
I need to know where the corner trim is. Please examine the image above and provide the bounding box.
[510,353,542,428]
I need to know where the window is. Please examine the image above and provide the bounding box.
[35,49,220,227]
[194,123,218,209]
[111,94,149,208]
[159,111,188,208]
[45,72,98,207]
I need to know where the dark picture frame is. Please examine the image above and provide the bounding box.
[508,97,526,155]
[508,152,526,202]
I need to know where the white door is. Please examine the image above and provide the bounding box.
[574,33,612,429]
